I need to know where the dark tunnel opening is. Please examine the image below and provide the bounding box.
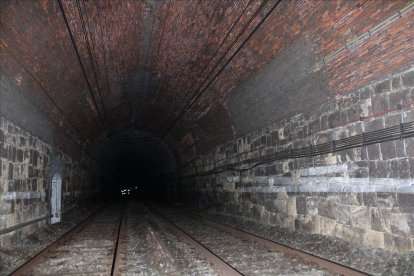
[92,130,178,203]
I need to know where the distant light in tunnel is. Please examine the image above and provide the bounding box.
[120,187,138,196]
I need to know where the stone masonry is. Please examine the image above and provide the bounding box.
[180,67,414,253]
[0,117,95,247]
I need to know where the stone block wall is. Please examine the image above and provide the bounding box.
[0,117,95,247]
[179,67,414,253]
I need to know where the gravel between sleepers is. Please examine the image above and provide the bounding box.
[0,204,102,275]
[203,210,414,276]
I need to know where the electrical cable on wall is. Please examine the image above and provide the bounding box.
[170,117,414,180]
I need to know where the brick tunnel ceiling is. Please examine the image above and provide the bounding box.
[0,0,412,161]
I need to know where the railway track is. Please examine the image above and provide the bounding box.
[149,205,370,276]
[10,204,126,276]
[10,201,370,275]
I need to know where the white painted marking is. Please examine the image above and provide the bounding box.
[51,173,62,224]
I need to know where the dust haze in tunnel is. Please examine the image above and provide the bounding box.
[92,130,177,202]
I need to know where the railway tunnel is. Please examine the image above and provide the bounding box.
[1,0,414,275]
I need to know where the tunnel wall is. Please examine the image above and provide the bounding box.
[0,117,95,247]
[179,67,414,253]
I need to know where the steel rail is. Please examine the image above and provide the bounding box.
[150,208,244,276]
[10,206,105,275]
[111,204,127,276]
[188,213,370,276]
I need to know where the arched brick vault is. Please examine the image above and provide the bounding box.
[0,0,413,165]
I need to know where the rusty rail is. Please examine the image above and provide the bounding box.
[10,206,105,275]
[151,208,243,276]
[189,213,369,276]
[111,204,127,276]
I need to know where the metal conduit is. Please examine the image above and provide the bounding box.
[0,213,52,236]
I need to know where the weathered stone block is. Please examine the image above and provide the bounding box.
[365,117,384,132]
[385,233,413,253]
[269,213,283,226]
[401,70,414,87]
[0,129,4,146]
[326,194,341,203]
[380,141,397,160]
[261,209,270,224]
[0,146,7,159]
[366,144,381,161]
[252,204,265,220]
[374,79,391,94]
[340,192,359,205]
[241,201,253,213]
[350,206,371,229]
[8,163,13,180]
[328,111,340,127]
[395,139,407,158]
[295,215,320,234]
[354,164,369,178]
[318,200,337,220]
[296,196,306,215]
[377,192,397,207]
[389,89,411,109]
[363,228,385,248]
[384,113,400,128]
[390,213,411,236]
[372,94,389,113]
[359,87,372,100]
[282,215,295,231]
[389,159,410,179]
[319,216,342,238]
[372,161,389,178]
[273,199,287,213]
[16,149,23,162]
[305,197,319,216]
[342,225,365,244]
[286,197,296,216]
[392,76,402,91]
[371,207,391,232]
[276,191,288,200]
[397,193,414,213]
[336,204,351,225]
